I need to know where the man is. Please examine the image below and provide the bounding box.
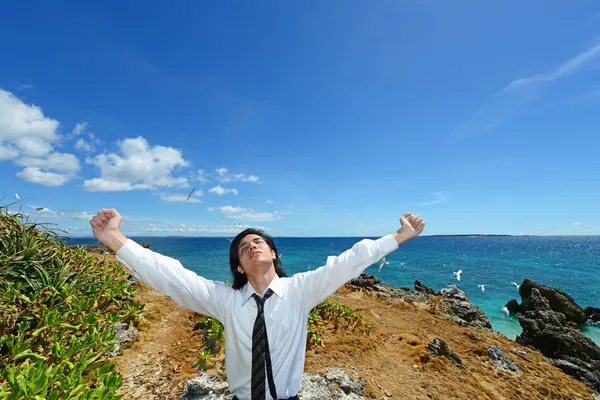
[90,209,424,400]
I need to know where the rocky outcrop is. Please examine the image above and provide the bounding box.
[300,368,366,399]
[585,307,600,324]
[427,338,464,369]
[414,280,436,296]
[350,275,491,331]
[507,279,586,324]
[179,368,368,400]
[487,346,522,375]
[515,287,600,391]
[180,373,230,400]
[438,285,492,332]
[106,322,138,357]
[349,274,432,303]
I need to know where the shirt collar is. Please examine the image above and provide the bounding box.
[240,274,284,307]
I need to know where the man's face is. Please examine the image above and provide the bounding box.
[237,234,276,274]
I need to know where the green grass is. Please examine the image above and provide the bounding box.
[0,206,142,399]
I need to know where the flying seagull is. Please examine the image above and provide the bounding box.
[511,282,520,289]
[186,188,195,201]
[478,284,486,292]
[15,193,20,200]
[378,257,389,272]
[501,306,510,316]
[452,269,463,281]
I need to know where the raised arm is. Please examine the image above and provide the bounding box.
[294,213,425,311]
[90,208,228,321]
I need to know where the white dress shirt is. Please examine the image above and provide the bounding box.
[115,234,398,400]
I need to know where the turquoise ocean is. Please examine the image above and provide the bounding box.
[68,235,600,345]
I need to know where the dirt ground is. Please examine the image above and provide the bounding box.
[111,270,596,400]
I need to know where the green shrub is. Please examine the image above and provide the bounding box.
[0,207,141,399]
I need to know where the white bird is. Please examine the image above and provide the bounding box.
[186,188,195,200]
[225,238,233,243]
[15,193,20,200]
[279,253,284,259]
[235,222,242,227]
[452,269,463,281]
[478,284,486,292]
[501,306,510,316]
[511,282,520,289]
[378,257,389,272]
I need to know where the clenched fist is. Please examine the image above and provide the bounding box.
[89,208,124,249]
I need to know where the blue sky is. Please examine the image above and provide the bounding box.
[1,1,599,237]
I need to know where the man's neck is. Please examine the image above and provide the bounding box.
[248,271,277,296]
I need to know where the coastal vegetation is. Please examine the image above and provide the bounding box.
[0,207,141,399]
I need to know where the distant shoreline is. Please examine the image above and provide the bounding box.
[425,234,513,237]
[64,234,600,239]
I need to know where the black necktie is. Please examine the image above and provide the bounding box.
[251,289,277,400]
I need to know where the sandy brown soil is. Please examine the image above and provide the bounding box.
[113,283,201,399]
[108,260,596,400]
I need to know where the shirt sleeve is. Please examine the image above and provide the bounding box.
[115,239,229,321]
[292,234,399,311]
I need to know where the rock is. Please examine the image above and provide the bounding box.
[585,307,600,323]
[487,346,522,374]
[180,369,367,400]
[349,274,431,303]
[548,359,600,393]
[321,368,365,396]
[106,322,138,357]
[385,286,432,303]
[427,338,464,369]
[516,288,600,391]
[505,299,521,315]
[439,285,469,302]
[414,280,436,296]
[470,332,485,342]
[350,274,384,291]
[126,274,141,286]
[519,279,586,324]
[440,299,492,332]
[594,392,600,400]
[180,373,231,400]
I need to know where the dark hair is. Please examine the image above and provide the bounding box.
[229,228,288,290]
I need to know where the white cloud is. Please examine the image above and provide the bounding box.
[72,121,88,135]
[83,178,151,192]
[160,193,202,203]
[84,136,189,192]
[16,167,70,187]
[16,152,80,172]
[230,173,259,183]
[572,221,583,226]
[266,199,273,204]
[74,138,95,152]
[417,191,448,207]
[216,167,228,176]
[208,205,287,222]
[14,136,54,157]
[213,167,259,183]
[505,39,600,91]
[0,89,80,186]
[196,169,210,184]
[209,185,239,196]
[0,89,59,143]
[0,144,19,161]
